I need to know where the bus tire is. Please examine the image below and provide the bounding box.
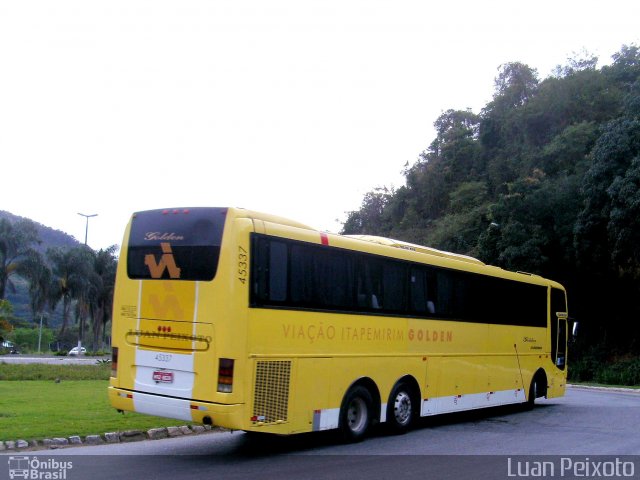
[339,385,374,442]
[386,382,417,434]
[526,372,545,409]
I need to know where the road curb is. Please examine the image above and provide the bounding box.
[567,383,640,394]
[0,424,225,453]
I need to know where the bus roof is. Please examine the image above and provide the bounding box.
[231,208,561,288]
[232,208,316,231]
[232,209,483,266]
[344,235,485,266]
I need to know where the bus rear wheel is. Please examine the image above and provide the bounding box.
[339,385,374,442]
[386,382,417,434]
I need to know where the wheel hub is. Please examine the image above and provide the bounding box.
[347,397,368,433]
[393,391,412,425]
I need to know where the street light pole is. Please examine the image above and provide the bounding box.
[77,212,98,246]
[38,313,43,354]
[76,212,97,356]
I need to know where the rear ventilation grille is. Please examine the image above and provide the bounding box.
[253,360,291,423]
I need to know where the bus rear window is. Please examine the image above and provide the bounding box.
[127,208,227,281]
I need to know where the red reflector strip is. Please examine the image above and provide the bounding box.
[190,405,207,411]
[118,392,133,399]
[320,232,329,246]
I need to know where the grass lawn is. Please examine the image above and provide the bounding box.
[0,364,196,441]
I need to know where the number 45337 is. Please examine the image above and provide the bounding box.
[238,246,248,284]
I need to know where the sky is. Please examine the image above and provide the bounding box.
[1,1,639,251]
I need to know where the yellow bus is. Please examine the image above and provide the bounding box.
[109,207,569,441]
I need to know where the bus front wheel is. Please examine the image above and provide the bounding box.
[339,385,373,442]
[526,372,546,409]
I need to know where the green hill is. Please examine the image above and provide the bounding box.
[0,210,80,252]
[0,210,81,326]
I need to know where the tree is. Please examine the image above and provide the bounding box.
[552,49,599,78]
[87,246,118,349]
[425,181,490,254]
[574,114,640,273]
[0,218,40,300]
[16,250,52,323]
[538,122,597,176]
[604,44,640,86]
[0,299,14,342]
[47,246,94,337]
[492,62,539,109]
[341,188,394,235]
[607,156,640,278]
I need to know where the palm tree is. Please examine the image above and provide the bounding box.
[87,246,118,349]
[17,250,52,323]
[0,218,40,300]
[47,246,93,337]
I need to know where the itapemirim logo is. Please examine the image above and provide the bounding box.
[144,242,181,279]
[7,456,73,480]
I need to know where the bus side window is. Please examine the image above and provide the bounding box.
[426,300,435,314]
[436,271,453,317]
[268,241,288,302]
[254,238,270,301]
[357,259,383,310]
[410,269,427,313]
[410,267,436,316]
[382,262,407,312]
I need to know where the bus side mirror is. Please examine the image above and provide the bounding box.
[570,318,579,342]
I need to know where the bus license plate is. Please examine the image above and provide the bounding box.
[152,371,174,384]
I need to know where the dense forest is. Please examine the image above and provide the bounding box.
[342,45,640,382]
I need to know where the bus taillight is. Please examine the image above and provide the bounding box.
[217,358,234,393]
[111,347,118,378]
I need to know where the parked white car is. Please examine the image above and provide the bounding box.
[1,340,19,354]
[68,347,87,356]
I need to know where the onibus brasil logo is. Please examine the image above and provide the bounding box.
[7,456,73,479]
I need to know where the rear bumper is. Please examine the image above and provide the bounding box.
[108,386,245,429]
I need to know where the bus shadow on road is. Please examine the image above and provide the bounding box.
[229,402,557,457]
[415,401,556,430]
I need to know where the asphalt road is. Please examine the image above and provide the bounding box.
[3,387,638,480]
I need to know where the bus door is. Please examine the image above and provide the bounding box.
[550,288,567,371]
[555,315,567,370]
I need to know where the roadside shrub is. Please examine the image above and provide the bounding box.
[569,342,640,386]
